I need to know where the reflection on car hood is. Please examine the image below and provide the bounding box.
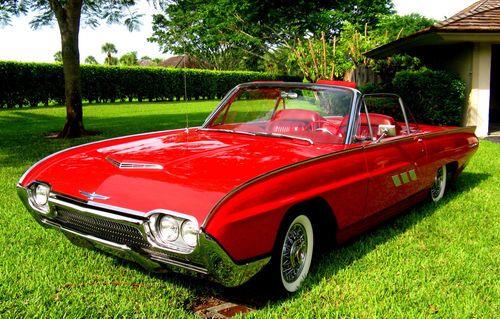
[32,129,346,224]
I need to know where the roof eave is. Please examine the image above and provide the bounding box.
[365,28,500,58]
[364,27,434,58]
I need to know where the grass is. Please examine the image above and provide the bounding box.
[0,102,499,318]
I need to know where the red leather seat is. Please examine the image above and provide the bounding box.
[358,113,397,138]
[267,109,323,134]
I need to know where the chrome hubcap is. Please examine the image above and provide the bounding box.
[431,167,445,199]
[281,223,307,283]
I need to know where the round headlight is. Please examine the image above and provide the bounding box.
[181,220,198,247]
[157,215,179,242]
[34,184,50,206]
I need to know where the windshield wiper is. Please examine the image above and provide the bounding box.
[253,132,314,145]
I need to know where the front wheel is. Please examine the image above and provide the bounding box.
[276,214,314,293]
[430,164,447,202]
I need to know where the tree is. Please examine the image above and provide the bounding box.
[374,13,436,41]
[84,55,98,64]
[326,0,395,34]
[0,1,151,137]
[101,42,118,65]
[288,13,432,83]
[119,51,138,66]
[54,50,63,62]
[149,0,394,71]
[150,0,341,70]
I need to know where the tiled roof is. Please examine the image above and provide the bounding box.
[364,0,500,57]
[158,55,200,68]
[434,0,500,31]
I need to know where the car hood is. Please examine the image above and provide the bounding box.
[30,129,344,224]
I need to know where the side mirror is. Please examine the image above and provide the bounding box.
[375,125,396,143]
[280,92,298,99]
[377,124,396,137]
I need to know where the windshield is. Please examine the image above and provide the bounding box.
[204,84,355,144]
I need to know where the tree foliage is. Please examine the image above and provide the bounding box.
[149,0,394,71]
[374,13,436,41]
[84,55,98,64]
[287,13,435,82]
[54,50,63,62]
[288,22,379,81]
[0,0,147,30]
[326,0,394,33]
[102,42,119,65]
[119,51,139,66]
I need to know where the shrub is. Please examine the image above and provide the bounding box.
[0,61,300,108]
[392,69,465,126]
[357,82,385,94]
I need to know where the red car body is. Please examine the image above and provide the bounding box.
[17,82,478,292]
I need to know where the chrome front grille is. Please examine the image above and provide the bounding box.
[54,208,151,249]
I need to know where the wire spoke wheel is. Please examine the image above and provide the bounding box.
[278,214,313,293]
[430,164,447,202]
[281,223,307,283]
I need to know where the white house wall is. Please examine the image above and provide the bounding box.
[468,42,492,137]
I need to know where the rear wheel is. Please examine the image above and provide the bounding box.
[275,214,314,293]
[430,164,447,202]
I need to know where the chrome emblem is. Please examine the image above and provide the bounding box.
[79,191,110,201]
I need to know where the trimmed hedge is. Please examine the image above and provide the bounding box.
[0,61,300,108]
[392,69,465,126]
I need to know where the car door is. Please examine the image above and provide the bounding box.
[363,135,426,216]
[358,94,427,217]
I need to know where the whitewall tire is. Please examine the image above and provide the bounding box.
[430,164,447,202]
[278,214,314,293]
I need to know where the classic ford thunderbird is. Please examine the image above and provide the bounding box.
[17,81,478,293]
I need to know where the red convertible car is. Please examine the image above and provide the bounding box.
[17,82,478,293]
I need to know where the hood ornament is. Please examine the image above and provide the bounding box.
[80,191,110,201]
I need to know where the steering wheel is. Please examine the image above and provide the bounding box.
[307,120,336,135]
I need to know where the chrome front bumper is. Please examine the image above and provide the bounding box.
[17,185,269,287]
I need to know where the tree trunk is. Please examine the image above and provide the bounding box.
[58,29,84,138]
[51,0,85,138]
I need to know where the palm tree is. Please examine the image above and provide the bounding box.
[54,51,63,63]
[101,42,118,65]
[84,56,98,65]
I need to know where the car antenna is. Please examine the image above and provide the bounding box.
[183,42,189,134]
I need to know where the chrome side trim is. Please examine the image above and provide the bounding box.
[415,126,477,138]
[202,126,479,227]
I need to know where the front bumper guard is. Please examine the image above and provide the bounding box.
[17,185,270,287]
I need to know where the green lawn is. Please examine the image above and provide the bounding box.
[0,102,498,318]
